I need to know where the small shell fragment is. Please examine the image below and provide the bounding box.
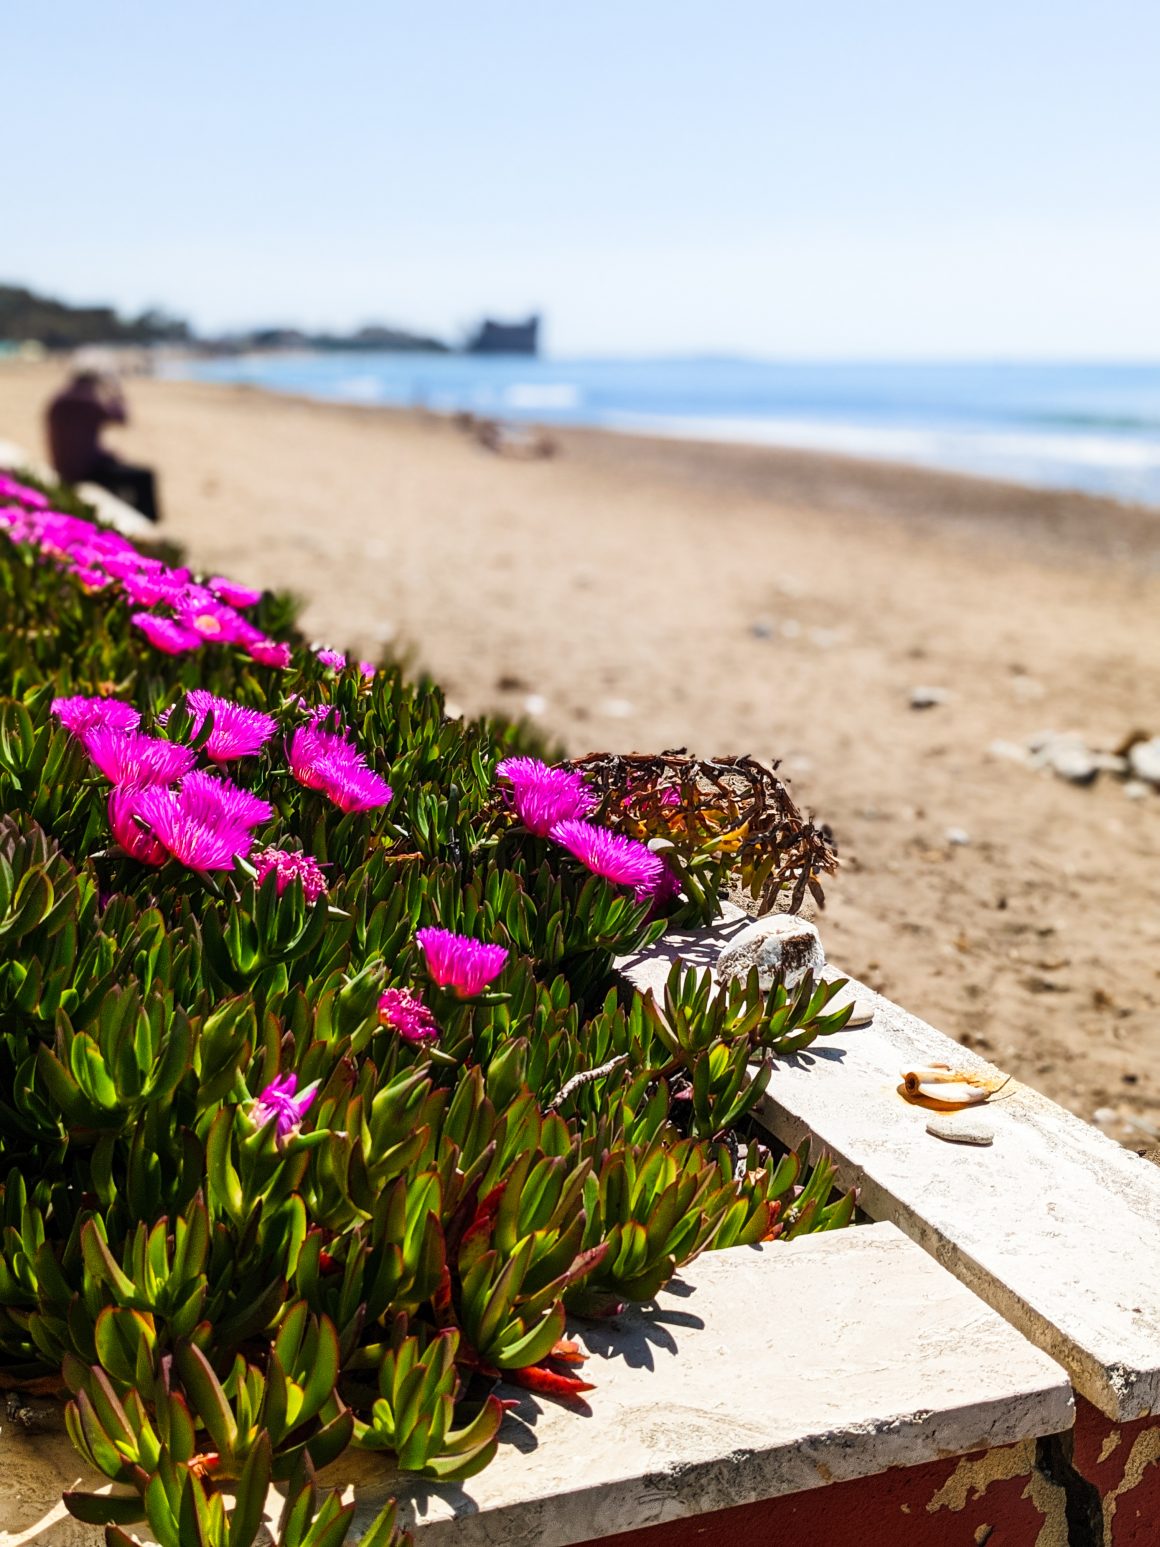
[899,1065,1008,1109]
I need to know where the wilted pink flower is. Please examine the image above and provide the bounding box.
[287,722,392,812]
[52,695,140,736]
[181,690,277,762]
[209,576,262,608]
[254,846,328,902]
[415,927,508,998]
[548,819,667,898]
[83,727,196,787]
[251,1072,319,1142]
[316,648,346,670]
[247,637,293,669]
[131,613,204,655]
[496,756,597,836]
[133,785,256,872]
[378,986,440,1045]
[107,788,166,866]
[179,768,273,830]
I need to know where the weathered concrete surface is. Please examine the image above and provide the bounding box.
[359,1224,1071,1544]
[618,914,1160,1423]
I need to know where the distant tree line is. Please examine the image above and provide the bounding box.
[0,284,191,349]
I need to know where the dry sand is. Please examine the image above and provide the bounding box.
[2,362,1159,1145]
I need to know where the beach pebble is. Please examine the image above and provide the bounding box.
[522,693,548,717]
[1128,737,1160,786]
[1029,732,1099,785]
[945,827,971,846]
[750,618,774,639]
[1010,673,1045,701]
[715,914,825,992]
[926,1116,995,1147]
[910,685,950,710]
[599,697,634,719]
[1124,780,1151,801]
[988,739,1031,766]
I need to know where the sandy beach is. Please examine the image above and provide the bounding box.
[2,361,1159,1146]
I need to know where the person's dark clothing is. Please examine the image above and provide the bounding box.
[46,377,161,522]
[47,380,126,482]
[88,453,160,523]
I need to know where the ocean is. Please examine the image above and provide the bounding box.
[166,355,1160,506]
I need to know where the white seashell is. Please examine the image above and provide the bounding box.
[914,1081,991,1107]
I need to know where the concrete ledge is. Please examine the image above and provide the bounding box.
[360,1224,1071,1544]
[617,914,1160,1423]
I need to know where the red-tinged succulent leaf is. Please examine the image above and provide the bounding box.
[505,1364,596,1399]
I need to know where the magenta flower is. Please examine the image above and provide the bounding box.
[358,660,377,680]
[181,690,277,762]
[209,576,262,608]
[548,819,667,899]
[378,986,440,1045]
[175,595,250,644]
[179,768,273,831]
[316,648,346,670]
[496,756,597,836]
[326,761,394,814]
[287,722,392,813]
[415,927,508,998]
[254,847,328,902]
[52,695,140,737]
[0,476,49,510]
[250,1072,319,1143]
[83,727,196,787]
[131,612,204,656]
[133,785,256,872]
[107,789,166,867]
[247,637,293,669]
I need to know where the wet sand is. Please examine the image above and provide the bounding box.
[2,361,1159,1145]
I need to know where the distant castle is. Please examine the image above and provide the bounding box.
[466,315,540,356]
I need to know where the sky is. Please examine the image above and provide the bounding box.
[7,2,1160,358]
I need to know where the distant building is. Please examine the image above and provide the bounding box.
[465,315,540,356]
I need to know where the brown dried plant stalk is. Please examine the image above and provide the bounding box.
[566,750,838,913]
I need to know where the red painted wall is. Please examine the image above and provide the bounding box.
[585,1445,1051,1547]
[1071,1395,1160,1547]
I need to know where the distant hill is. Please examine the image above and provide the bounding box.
[241,324,450,354]
[0,284,190,348]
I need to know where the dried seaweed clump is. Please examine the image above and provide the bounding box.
[566,750,838,917]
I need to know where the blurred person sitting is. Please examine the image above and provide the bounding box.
[46,371,161,522]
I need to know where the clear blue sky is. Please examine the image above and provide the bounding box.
[7,2,1160,357]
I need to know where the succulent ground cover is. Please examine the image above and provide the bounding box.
[0,472,853,1547]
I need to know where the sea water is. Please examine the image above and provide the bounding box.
[166,355,1160,507]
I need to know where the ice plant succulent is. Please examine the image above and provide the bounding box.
[51,695,140,736]
[107,789,166,867]
[548,818,667,899]
[133,784,257,873]
[316,647,347,670]
[254,846,328,902]
[250,1073,319,1143]
[178,768,273,831]
[415,927,509,998]
[288,719,393,813]
[181,689,277,762]
[378,986,440,1045]
[83,727,196,788]
[130,612,204,655]
[496,755,597,836]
